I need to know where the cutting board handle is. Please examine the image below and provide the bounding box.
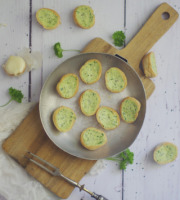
[118,3,179,69]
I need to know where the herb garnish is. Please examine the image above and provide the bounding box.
[112,31,126,47]
[54,42,80,58]
[106,148,134,170]
[0,87,24,107]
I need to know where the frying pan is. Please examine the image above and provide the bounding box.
[39,3,178,160]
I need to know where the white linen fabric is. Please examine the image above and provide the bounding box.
[0,102,104,200]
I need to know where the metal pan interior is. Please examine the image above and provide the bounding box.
[39,53,146,160]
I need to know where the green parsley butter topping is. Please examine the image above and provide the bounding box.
[81,90,100,115]
[80,60,101,84]
[75,6,94,28]
[59,75,78,98]
[37,9,58,28]
[106,68,126,92]
[56,108,76,131]
[121,99,138,122]
[97,107,119,129]
[154,144,177,164]
[82,128,105,146]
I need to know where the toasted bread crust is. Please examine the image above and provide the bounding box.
[120,97,141,123]
[96,106,120,130]
[153,142,178,164]
[56,73,79,99]
[142,52,157,78]
[105,67,127,93]
[79,59,102,84]
[80,127,107,150]
[36,8,61,30]
[79,89,101,116]
[53,106,76,132]
[73,5,95,29]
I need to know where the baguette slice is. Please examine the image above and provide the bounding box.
[80,59,102,84]
[142,52,157,78]
[80,127,107,150]
[105,67,127,93]
[73,5,95,29]
[36,8,61,30]
[56,73,79,99]
[96,106,120,130]
[120,97,141,123]
[79,89,101,116]
[53,106,76,132]
[3,56,26,76]
[153,142,178,164]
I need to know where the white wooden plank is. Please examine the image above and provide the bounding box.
[124,0,180,199]
[0,0,29,104]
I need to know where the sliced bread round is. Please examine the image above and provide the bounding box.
[73,5,95,29]
[79,59,102,84]
[53,106,76,132]
[56,73,79,99]
[120,97,141,123]
[105,67,127,93]
[142,52,157,78]
[153,142,178,164]
[79,89,101,116]
[36,8,61,30]
[80,127,107,150]
[96,106,120,130]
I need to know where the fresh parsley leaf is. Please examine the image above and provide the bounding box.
[0,87,24,107]
[54,42,80,58]
[106,148,134,170]
[112,31,126,47]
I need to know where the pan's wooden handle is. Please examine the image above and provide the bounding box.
[118,3,179,70]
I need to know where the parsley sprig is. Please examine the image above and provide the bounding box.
[106,149,134,170]
[0,87,24,107]
[112,31,126,47]
[54,42,80,58]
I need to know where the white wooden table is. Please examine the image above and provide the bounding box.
[0,0,180,200]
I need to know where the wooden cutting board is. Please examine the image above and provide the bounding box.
[2,3,178,199]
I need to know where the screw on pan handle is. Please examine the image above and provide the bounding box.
[91,192,109,200]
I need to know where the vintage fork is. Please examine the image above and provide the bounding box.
[25,152,108,200]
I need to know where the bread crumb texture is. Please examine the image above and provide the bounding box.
[96,106,120,130]
[105,67,127,93]
[80,59,102,84]
[53,106,76,132]
[142,52,157,78]
[73,5,95,29]
[153,142,178,164]
[36,8,61,30]
[80,127,107,150]
[79,89,101,116]
[56,73,79,99]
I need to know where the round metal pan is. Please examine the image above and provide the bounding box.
[39,53,146,160]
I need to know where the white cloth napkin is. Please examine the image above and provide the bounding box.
[0,102,105,200]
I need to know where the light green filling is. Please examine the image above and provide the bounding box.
[98,108,119,129]
[151,53,157,74]
[59,75,78,98]
[56,108,76,131]
[106,68,126,91]
[121,100,138,122]
[154,145,177,163]
[81,61,100,83]
[75,6,94,27]
[83,129,105,146]
[37,9,58,28]
[81,90,99,115]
